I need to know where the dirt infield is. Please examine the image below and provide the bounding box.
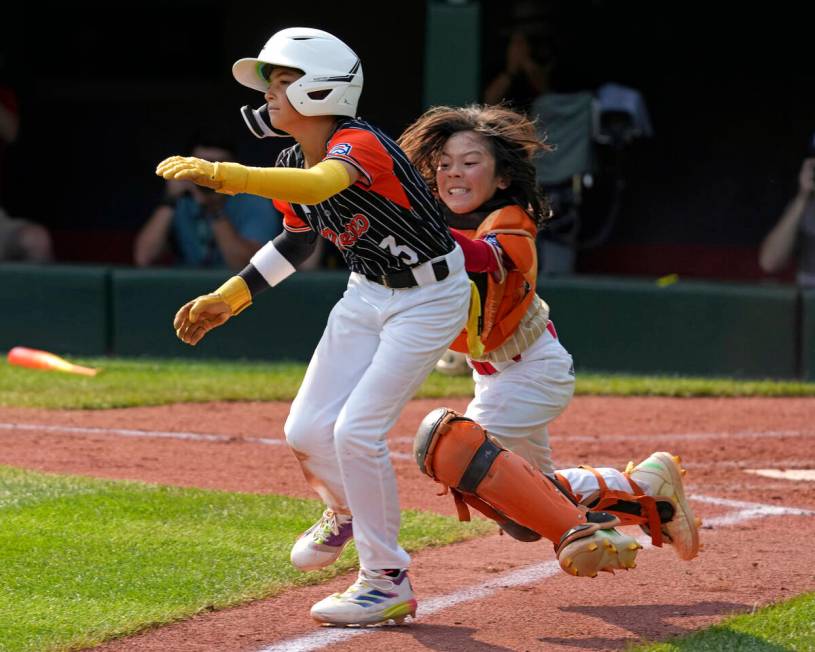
[2,396,815,651]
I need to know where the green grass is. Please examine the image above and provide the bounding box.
[574,373,815,398]
[0,465,493,652]
[2,356,815,409]
[630,592,815,651]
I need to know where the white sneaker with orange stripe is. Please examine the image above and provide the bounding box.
[626,451,701,560]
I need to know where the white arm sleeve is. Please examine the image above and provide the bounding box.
[249,241,297,287]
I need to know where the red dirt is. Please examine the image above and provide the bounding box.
[2,396,814,651]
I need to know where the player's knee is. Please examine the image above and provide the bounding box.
[284,413,329,453]
[332,417,382,460]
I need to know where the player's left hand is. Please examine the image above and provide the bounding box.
[156,156,223,191]
[173,294,233,345]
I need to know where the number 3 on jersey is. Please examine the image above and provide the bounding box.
[379,235,418,265]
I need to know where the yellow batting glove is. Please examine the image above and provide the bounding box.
[172,276,252,346]
[156,156,223,191]
[156,157,252,195]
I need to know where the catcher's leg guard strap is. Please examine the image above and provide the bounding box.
[414,408,589,544]
[578,464,674,547]
[452,489,542,542]
[458,437,502,492]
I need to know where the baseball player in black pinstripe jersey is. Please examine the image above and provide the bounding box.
[157,27,470,627]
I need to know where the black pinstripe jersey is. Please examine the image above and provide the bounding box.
[273,118,454,277]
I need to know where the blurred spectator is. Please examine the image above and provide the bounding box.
[135,138,281,270]
[483,29,554,112]
[759,145,815,287]
[482,1,556,114]
[0,69,53,263]
[531,91,594,275]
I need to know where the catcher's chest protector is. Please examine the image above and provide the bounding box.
[449,206,538,354]
[414,408,587,544]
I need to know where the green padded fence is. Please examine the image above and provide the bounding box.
[0,264,804,378]
[803,289,815,381]
[111,269,348,361]
[538,277,798,379]
[0,263,110,356]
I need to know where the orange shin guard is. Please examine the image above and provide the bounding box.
[414,408,588,545]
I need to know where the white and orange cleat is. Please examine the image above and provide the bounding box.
[627,451,701,560]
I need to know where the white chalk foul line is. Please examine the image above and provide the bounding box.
[5,422,813,456]
[0,422,421,461]
[393,429,813,445]
[562,430,813,443]
[0,422,285,446]
[253,493,815,652]
[688,493,815,526]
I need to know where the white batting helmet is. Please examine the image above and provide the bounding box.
[232,27,363,118]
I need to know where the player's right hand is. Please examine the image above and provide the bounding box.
[173,295,233,346]
[157,156,224,191]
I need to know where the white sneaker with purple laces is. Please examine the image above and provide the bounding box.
[290,509,354,571]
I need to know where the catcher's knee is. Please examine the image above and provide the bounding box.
[414,407,494,487]
[413,407,451,476]
[413,407,589,545]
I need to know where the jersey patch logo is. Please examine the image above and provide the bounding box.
[328,143,353,156]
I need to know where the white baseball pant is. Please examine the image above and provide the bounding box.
[284,245,470,571]
[465,325,576,476]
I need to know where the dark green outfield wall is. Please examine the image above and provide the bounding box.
[0,264,110,356]
[539,277,799,379]
[802,290,815,381]
[110,270,348,361]
[0,264,809,379]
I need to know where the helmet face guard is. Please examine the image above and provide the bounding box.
[240,103,290,139]
[232,27,363,118]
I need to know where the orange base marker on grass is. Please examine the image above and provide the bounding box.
[7,346,99,377]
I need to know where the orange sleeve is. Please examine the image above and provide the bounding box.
[494,233,536,276]
[324,129,410,209]
[324,128,389,187]
[274,199,312,233]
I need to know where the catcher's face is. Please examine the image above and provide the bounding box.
[436,131,509,214]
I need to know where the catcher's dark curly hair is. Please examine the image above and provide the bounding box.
[398,104,552,227]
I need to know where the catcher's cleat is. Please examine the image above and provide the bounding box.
[626,452,700,561]
[556,512,642,578]
[310,569,417,626]
[291,509,353,571]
